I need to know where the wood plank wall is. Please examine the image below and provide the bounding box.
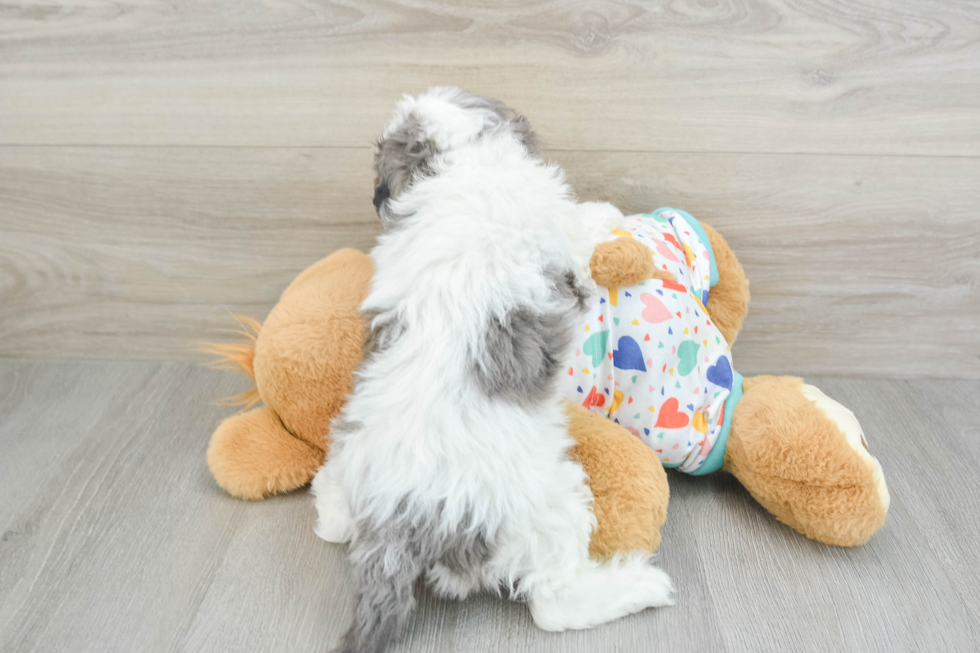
[1,0,978,377]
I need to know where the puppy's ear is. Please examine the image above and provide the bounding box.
[373,117,438,222]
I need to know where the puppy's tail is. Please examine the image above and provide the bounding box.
[333,533,427,653]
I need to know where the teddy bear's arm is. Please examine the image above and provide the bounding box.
[590,238,678,288]
[701,223,750,345]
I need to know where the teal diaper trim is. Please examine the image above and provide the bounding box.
[650,207,719,288]
[689,370,743,476]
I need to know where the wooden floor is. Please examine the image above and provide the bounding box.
[1,359,978,653]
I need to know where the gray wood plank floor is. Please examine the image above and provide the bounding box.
[1,360,978,652]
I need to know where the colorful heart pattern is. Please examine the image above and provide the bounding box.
[613,335,647,371]
[583,329,609,368]
[560,209,736,474]
[706,355,733,390]
[677,340,700,376]
[654,397,689,429]
[640,293,673,323]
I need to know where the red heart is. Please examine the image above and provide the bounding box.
[583,386,606,409]
[654,397,690,429]
[568,367,574,376]
[644,334,650,341]
[662,279,688,293]
[598,314,604,322]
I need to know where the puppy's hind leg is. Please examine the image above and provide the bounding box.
[312,462,354,544]
[530,552,674,632]
[332,524,432,653]
[521,459,672,632]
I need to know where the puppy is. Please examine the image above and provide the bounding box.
[313,87,673,653]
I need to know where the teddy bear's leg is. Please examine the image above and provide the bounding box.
[701,222,750,345]
[564,401,670,558]
[207,406,326,501]
[724,376,889,546]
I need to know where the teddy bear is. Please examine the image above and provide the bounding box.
[204,212,889,550]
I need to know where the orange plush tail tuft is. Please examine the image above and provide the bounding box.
[198,315,263,412]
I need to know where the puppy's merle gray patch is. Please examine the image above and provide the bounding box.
[473,306,570,405]
[361,310,406,361]
[473,269,590,405]
[373,114,438,227]
[449,91,542,157]
[548,266,591,312]
[333,503,494,653]
[372,182,390,212]
[437,517,492,578]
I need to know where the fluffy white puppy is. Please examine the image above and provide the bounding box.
[313,87,673,653]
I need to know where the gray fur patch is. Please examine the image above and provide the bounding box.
[473,270,589,405]
[333,504,494,653]
[473,307,569,405]
[361,310,405,362]
[449,91,542,157]
[549,266,591,312]
[373,115,438,228]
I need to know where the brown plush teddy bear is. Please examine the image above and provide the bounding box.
[205,218,888,551]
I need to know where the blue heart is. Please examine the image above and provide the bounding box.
[625,291,632,297]
[706,356,733,390]
[644,428,650,436]
[613,335,647,371]
[577,386,583,393]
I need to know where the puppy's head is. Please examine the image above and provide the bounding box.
[373,87,541,223]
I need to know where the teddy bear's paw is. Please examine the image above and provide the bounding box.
[578,201,625,232]
[801,384,890,512]
[311,466,354,544]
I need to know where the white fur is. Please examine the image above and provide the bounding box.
[314,87,672,633]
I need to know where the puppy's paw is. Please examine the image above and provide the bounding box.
[311,467,354,544]
[625,563,675,610]
[577,201,624,234]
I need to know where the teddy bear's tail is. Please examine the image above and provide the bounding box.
[198,315,262,411]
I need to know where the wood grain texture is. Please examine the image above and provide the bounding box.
[2,146,978,377]
[1,1,978,155]
[2,360,979,652]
